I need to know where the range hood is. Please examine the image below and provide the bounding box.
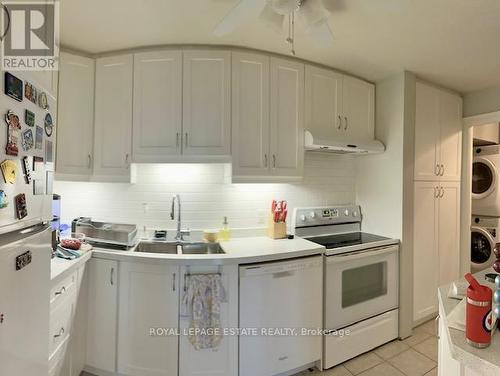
[304,130,385,154]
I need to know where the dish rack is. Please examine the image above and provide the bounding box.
[71,217,138,249]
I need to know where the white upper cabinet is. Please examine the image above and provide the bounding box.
[438,91,463,181]
[56,52,95,178]
[342,75,375,140]
[305,65,343,139]
[132,50,183,161]
[270,57,304,178]
[415,82,440,181]
[94,54,133,180]
[183,50,231,156]
[231,52,270,177]
[304,65,375,143]
[414,81,462,182]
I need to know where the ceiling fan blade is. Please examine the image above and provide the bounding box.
[306,19,334,48]
[259,3,285,33]
[214,0,267,36]
[297,0,327,27]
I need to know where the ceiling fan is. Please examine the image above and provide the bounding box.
[214,0,334,54]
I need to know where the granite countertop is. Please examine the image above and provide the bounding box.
[92,236,326,265]
[438,268,500,376]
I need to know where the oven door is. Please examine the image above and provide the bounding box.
[325,245,399,330]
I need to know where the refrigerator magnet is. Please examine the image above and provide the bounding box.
[0,190,7,208]
[5,110,21,156]
[14,193,28,219]
[35,126,43,149]
[25,109,35,127]
[44,113,53,137]
[45,140,53,163]
[24,81,37,104]
[21,156,32,184]
[38,91,48,109]
[4,72,23,102]
[21,129,34,151]
[0,159,17,184]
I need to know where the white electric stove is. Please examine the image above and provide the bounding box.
[293,205,400,369]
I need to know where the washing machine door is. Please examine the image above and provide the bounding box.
[470,227,495,272]
[472,157,497,199]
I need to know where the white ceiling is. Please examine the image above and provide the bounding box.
[60,0,500,93]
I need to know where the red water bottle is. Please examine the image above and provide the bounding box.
[465,273,493,348]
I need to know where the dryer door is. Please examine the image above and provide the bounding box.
[470,226,496,272]
[472,157,497,199]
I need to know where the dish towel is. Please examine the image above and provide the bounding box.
[181,274,227,350]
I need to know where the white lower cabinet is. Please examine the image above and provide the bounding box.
[179,264,238,376]
[86,258,118,374]
[49,263,88,376]
[117,262,179,376]
[413,181,460,323]
[437,310,481,376]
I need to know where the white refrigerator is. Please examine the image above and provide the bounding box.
[0,69,57,376]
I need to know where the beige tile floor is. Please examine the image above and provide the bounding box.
[83,320,437,376]
[297,319,438,376]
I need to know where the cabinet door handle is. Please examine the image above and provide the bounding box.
[87,154,92,168]
[337,115,342,130]
[435,164,439,176]
[272,154,276,168]
[176,133,180,148]
[264,154,268,168]
[54,286,66,296]
[110,267,115,286]
[125,154,130,169]
[172,273,176,292]
[434,186,439,198]
[53,327,65,338]
[185,133,188,147]
[435,315,440,339]
[440,164,444,176]
[344,116,348,130]
[440,187,444,198]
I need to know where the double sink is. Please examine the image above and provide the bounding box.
[135,240,225,255]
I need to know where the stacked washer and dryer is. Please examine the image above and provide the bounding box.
[471,144,500,272]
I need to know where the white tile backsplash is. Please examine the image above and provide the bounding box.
[54,153,355,231]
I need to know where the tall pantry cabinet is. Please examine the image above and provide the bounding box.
[413,81,462,323]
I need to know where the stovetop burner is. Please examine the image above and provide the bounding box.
[306,232,391,249]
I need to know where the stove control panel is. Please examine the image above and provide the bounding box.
[293,205,362,227]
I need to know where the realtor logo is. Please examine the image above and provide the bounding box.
[1,1,59,70]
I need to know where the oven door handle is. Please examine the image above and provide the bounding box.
[326,245,398,264]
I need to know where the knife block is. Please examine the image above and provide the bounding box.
[267,214,287,239]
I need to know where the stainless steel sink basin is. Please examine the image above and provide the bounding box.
[135,241,179,254]
[181,242,225,255]
[134,241,225,255]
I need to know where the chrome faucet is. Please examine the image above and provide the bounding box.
[170,194,189,241]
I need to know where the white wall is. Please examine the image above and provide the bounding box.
[54,153,355,231]
[355,71,416,339]
[464,84,500,117]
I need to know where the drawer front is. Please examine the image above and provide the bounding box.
[50,271,77,307]
[49,292,75,357]
[324,309,399,369]
[48,335,69,376]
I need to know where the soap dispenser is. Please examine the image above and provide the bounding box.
[218,216,231,241]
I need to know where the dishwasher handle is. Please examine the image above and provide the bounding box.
[240,256,322,277]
